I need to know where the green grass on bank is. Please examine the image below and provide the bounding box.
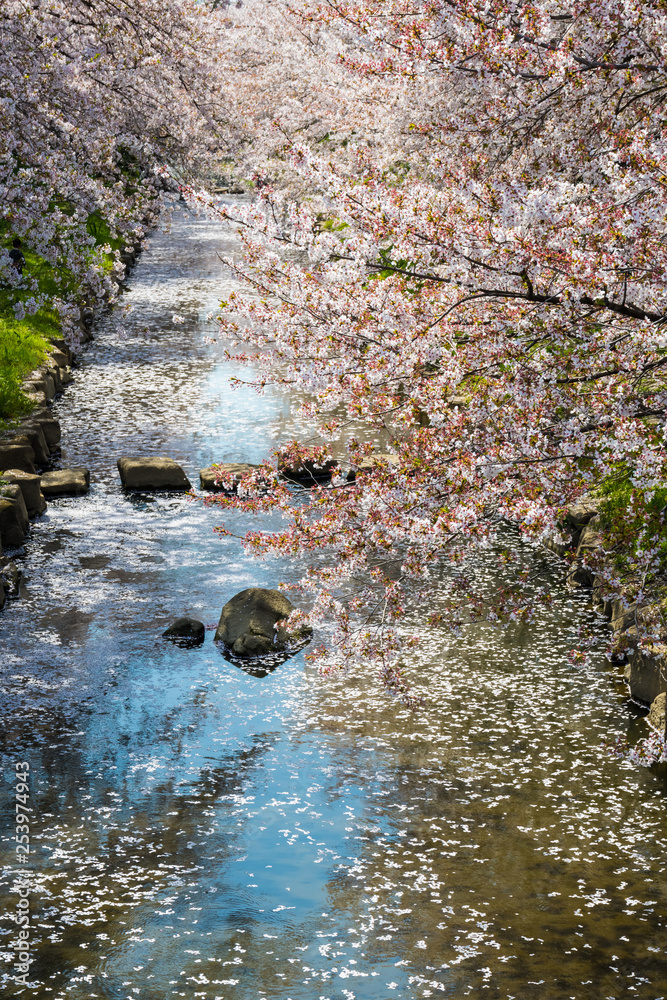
[597,469,667,582]
[0,310,54,425]
[0,212,126,427]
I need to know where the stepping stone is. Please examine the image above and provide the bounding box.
[40,468,90,496]
[118,456,190,491]
[346,453,399,482]
[278,457,339,484]
[200,463,260,491]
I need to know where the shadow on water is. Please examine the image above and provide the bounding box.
[214,637,313,678]
[0,202,666,999]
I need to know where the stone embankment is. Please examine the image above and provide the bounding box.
[544,503,667,736]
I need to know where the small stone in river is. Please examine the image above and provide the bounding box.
[163,617,205,647]
[118,456,191,491]
[1,560,21,595]
[40,468,90,496]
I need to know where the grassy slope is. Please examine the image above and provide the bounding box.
[0,214,124,426]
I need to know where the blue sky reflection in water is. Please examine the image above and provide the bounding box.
[0,204,666,1000]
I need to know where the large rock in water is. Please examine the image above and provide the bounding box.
[118,456,191,491]
[215,587,309,657]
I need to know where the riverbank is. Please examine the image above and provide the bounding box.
[543,501,667,737]
[0,211,139,428]
[0,227,144,606]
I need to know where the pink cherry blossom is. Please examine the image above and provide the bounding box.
[189,0,667,708]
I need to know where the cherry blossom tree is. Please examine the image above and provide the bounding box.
[0,0,234,331]
[191,0,667,707]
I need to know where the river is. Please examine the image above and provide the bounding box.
[1,203,666,1000]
